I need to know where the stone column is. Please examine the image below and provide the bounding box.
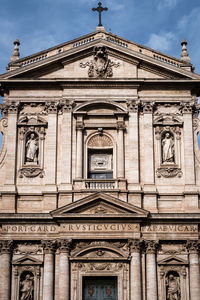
[182,103,195,185]
[5,103,18,188]
[142,102,155,185]
[76,123,84,178]
[186,240,200,300]
[60,100,73,189]
[127,100,139,185]
[130,239,142,300]
[42,240,57,300]
[145,240,158,300]
[44,102,58,190]
[0,240,13,300]
[117,118,125,179]
[58,239,72,300]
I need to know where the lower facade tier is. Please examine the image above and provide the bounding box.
[0,234,200,300]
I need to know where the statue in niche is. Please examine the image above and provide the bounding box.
[162,132,175,163]
[166,274,180,300]
[20,274,34,300]
[25,133,39,164]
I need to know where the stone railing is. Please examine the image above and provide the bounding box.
[153,54,181,67]
[11,30,182,71]
[73,36,95,48]
[106,36,128,48]
[84,179,117,189]
[21,53,48,67]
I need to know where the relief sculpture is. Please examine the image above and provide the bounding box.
[80,46,119,78]
[166,273,180,300]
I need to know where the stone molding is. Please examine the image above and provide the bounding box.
[57,239,72,254]
[144,240,159,254]
[41,240,57,254]
[0,240,14,254]
[186,240,200,254]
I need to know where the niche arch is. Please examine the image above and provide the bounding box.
[85,131,116,179]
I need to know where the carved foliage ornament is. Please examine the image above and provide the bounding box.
[80,46,120,78]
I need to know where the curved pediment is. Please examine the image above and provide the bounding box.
[73,100,127,114]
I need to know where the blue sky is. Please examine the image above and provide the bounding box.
[0,0,200,74]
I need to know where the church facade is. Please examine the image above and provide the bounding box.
[0,26,200,300]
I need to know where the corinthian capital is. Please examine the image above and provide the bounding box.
[45,101,58,114]
[144,240,159,254]
[57,239,72,254]
[142,101,154,114]
[126,99,140,112]
[6,102,19,114]
[41,240,57,254]
[186,240,200,254]
[129,239,143,253]
[0,240,14,254]
[59,99,75,113]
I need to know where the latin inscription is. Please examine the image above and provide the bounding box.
[142,224,198,233]
[60,223,139,232]
[1,225,58,234]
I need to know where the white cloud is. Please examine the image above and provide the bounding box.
[147,32,176,52]
[157,0,178,10]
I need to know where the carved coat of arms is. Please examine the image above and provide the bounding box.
[80,46,119,78]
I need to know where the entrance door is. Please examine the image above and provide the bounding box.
[83,277,117,300]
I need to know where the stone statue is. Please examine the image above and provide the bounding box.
[162,132,174,163]
[20,274,34,300]
[166,274,180,300]
[26,133,39,163]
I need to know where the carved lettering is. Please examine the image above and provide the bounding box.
[142,224,198,233]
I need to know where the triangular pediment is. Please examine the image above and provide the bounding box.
[1,30,199,80]
[158,255,188,265]
[12,255,42,265]
[51,192,149,219]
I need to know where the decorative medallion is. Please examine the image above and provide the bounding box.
[80,46,120,78]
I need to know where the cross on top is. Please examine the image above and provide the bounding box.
[92,2,108,27]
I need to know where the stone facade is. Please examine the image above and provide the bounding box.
[0,27,200,300]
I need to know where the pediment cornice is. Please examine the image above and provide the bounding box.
[1,37,200,80]
[50,192,149,220]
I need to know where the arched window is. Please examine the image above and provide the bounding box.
[87,133,113,179]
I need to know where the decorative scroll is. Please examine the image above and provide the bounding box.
[156,167,182,178]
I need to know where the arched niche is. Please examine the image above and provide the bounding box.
[85,132,116,179]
